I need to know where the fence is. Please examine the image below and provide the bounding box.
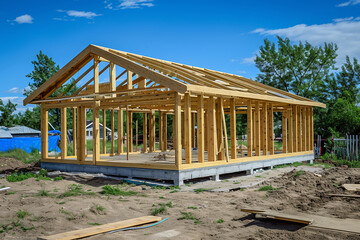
[333,135,359,161]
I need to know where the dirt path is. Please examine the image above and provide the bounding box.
[0,165,359,239]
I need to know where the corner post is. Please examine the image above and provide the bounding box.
[41,105,48,160]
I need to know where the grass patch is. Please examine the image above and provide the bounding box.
[57,184,95,198]
[0,148,40,164]
[194,188,213,193]
[6,191,16,195]
[170,190,178,193]
[101,185,138,196]
[6,168,50,182]
[258,185,280,192]
[178,212,201,224]
[88,222,101,226]
[90,204,106,215]
[54,176,63,181]
[36,189,54,197]
[16,210,29,219]
[216,218,224,223]
[295,170,305,177]
[151,204,167,215]
[187,206,197,210]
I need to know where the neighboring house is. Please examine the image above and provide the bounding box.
[0,126,41,138]
[85,120,112,140]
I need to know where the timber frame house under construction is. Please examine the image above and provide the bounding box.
[23,45,326,185]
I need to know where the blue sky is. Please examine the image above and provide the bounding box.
[1,0,360,112]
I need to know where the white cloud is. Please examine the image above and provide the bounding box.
[337,0,360,7]
[7,87,24,94]
[252,17,360,64]
[242,56,256,64]
[12,14,33,24]
[105,0,154,10]
[0,97,32,113]
[55,10,102,21]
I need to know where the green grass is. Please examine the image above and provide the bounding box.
[95,205,105,211]
[54,176,63,181]
[16,210,29,219]
[36,189,54,197]
[0,148,40,164]
[6,168,50,182]
[295,170,305,177]
[151,205,167,215]
[178,212,201,224]
[193,188,213,193]
[187,206,197,210]
[101,185,138,196]
[88,222,101,226]
[57,184,95,198]
[258,185,281,192]
[216,218,224,223]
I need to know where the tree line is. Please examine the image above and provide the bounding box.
[2,37,359,139]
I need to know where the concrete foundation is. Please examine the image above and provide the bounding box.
[41,153,314,185]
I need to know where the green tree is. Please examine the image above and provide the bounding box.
[22,51,78,130]
[0,100,17,127]
[254,36,360,138]
[255,36,338,101]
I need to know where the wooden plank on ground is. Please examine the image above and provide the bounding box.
[343,184,360,191]
[241,208,360,234]
[38,216,162,240]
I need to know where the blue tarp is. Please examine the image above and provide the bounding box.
[0,135,61,153]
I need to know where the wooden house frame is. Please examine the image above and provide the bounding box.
[23,45,325,185]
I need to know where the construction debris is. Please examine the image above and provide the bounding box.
[343,184,360,191]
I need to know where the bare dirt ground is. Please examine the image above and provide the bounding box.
[0,157,39,174]
[0,161,360,240]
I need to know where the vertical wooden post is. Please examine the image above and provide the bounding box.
[127,70,133,90]
[163,113,167,151]
[207,96,216,161]
[175,93,182,168]
[302,107,306,151]
[136,120,138,152]
[102,109,106,154]
[217,98,224,160]
[72,107,77,156]
[310,108,314,151]
[191,112,196,148]
[297,106,302,151]
[184,93,192,164]
[61,107,67,159]
[111,110,115,155]
[262,102,268,155]
[93,102,100,164]
[252,110,255,151]
[117,109,123,154]
[94,56,99,93]
[288,108,293,153]
[204,108,208,151]
[41,105,48,159]
[197,95,204,163]
[247,100,253,157]
[110,62,116,97]
[143,113,147,153]
[293,105,298,152]
[77,107,86,161]
[306,107,311,151]
[159,111,163,151]
[268,103,274,155]
[139,78,146,89]
[255,101,260,156]
[181,112,185,148]
[230,98,236,159]
[127,110,133,153]
[149,110,155,152]
[282,111,288,153]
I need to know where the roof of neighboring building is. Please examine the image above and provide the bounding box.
[85,121,111,131]
[8,126,41,135]
[0,127,13,138]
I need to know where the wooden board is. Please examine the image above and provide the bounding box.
[241,208,360,234]
[38,216,162,240]
[343,184,360,191]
